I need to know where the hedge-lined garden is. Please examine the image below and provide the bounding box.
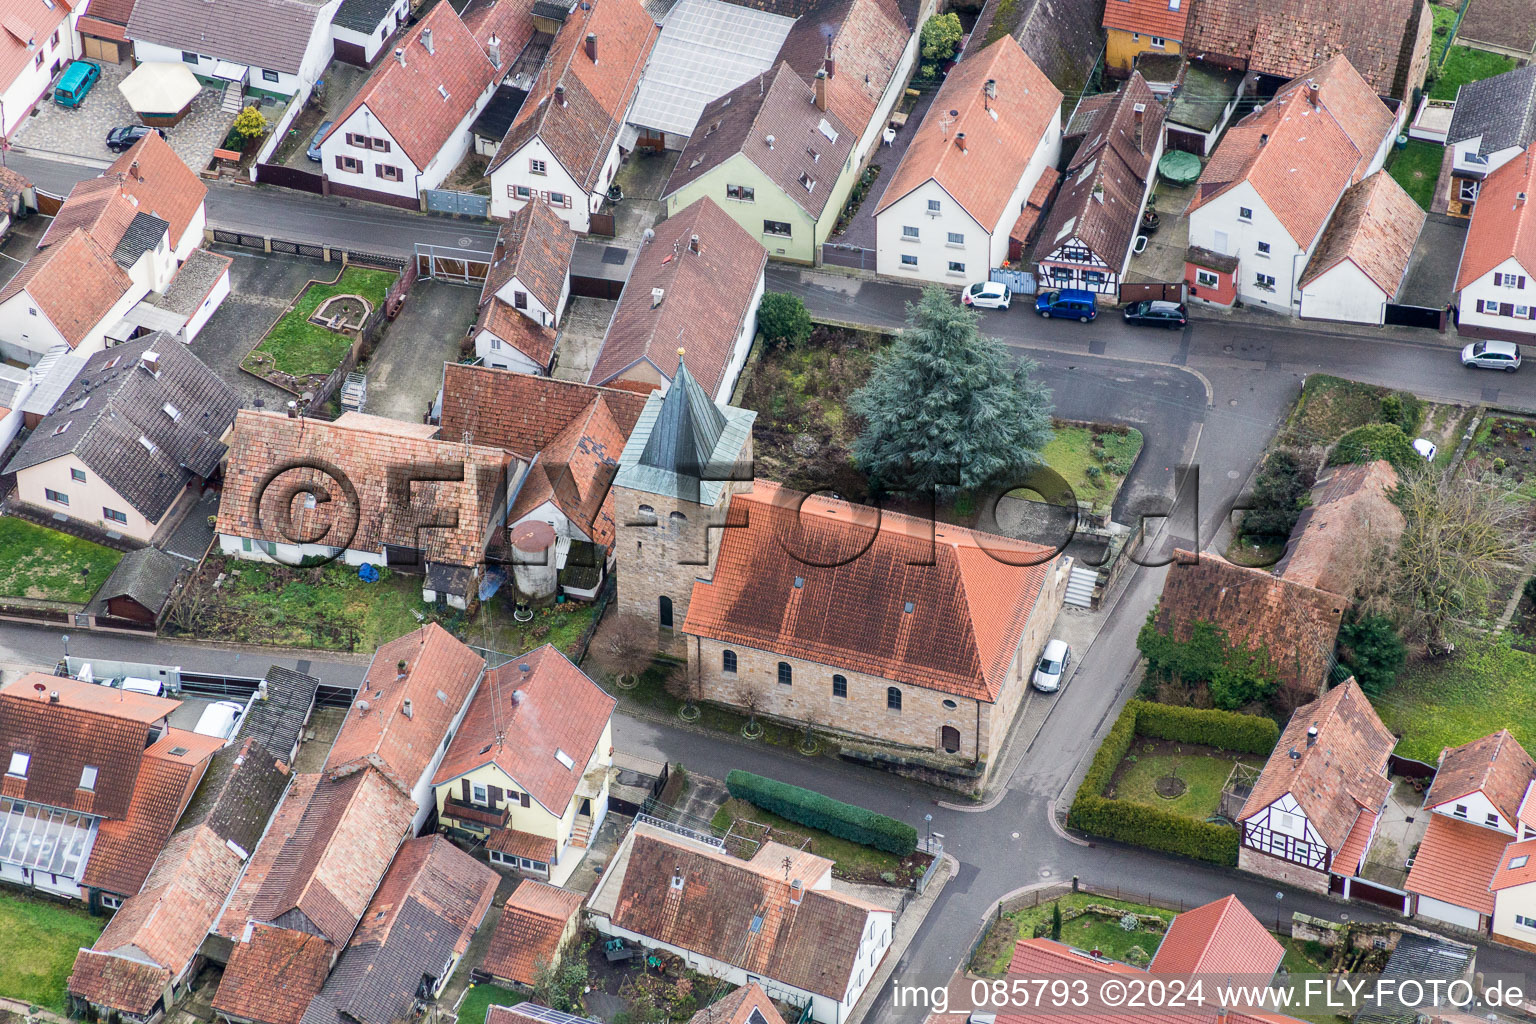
[726,770,918,856]
[1068,702,1279,865]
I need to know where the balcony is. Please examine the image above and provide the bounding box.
[443,796,507,828]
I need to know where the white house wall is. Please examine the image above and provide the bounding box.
[1458,257,1536,334]
[475,331,546,372]
[15,452,166,542]
[877,181,988,283]
[321,109,421,199]
[492,274,558,327]
[133,41,314,98]
[173,205,207,263]
[490,136,606,232]
[1189,179,1336,311]
[1,22,78,137]
[1428,790,1518,834]
[1415,894,1482,931]
[1492,881,1536,945]
[714,269,764,404]
[182,265,231,342]
[1299,258,1387,324]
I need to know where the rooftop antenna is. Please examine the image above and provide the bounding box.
[782,855,791,878]
[940,108,958,138]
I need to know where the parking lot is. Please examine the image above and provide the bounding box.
[12,59,230,171]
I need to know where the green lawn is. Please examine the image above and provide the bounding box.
[1430,45,1516,100]
[1428,3,1458,65]
[1033,423,1144,513]
[971,894,1175,976]
[1282,375,1419,448]
[1377,632,1536,762]
[710,797,919,884]
[1107,744,1265,820]
[457,983,526,1024]
[0,893,106,1012]
[244,266,396,378]
[0,517,122,604]
[1386,140,1444,211]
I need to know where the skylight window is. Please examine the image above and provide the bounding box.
[168,746,189,757]
[69,396,89,412]
[750,913,764,933]
[818,118,838,143]
[79,765,97,790]
[139,435,159,454]
[1054,216,1077,241]
[1513,855,1531,869]
[6,752,28,777]
[438,85,449,99]
[554,748,575,770]
[904,601,915,613]
[163,402,181,421]
[799,173,815,192]
[793,576,804,589]
[52,420,72,436]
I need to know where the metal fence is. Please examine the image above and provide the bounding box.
[1119,281,1186,304]
[255,163,325,194]
[423,188,490,218]
[210,230,407,271]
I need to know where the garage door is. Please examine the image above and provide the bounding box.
[82,36,121,63]
[1415,895,1481,931]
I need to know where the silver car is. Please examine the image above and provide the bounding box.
[1461,339,1521,372]
[1031,639,1071,692]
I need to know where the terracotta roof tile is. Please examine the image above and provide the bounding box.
[217,773,322,940]
[1405,813,1507,914]
[772,0,908,135]
[1424,729,1536,823]
[481,200,575,317]
[107,131,207,249]
[684,481,1058,701]
[1331,809,1376,877]
[0,228,135,347]
[485,827,557,862]
[1237,679,1395,851]
[1274,460,1404,596]
[0,0,72,111]
[589,197,765,399]
[39,177,140,254]
[483,879,585,985]
[460,0,538,78]
[506,394,627,545]
[1147,895,1284,978]
[440,363,649,459]
[1455,146,1536,290]
[1153,551,1346,697]
[689,984,789,1024]
[1490,836,1536,890]
[1300,173,1426,295]
[66,950,170,1017]
[878,37,1061,232]
[213,923,333,1024]
[216,409,510,569]
[434,644,613,811]
[1102,0,1190,41]
[477,299,559,369]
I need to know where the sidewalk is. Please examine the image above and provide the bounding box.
[846,853,956,1024]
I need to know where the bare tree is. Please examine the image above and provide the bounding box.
[738,680,769,732]
[606,613,654,685]
[1360,472,1534,645]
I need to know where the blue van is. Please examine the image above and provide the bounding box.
[1034,288,1098,322]
[54,61,102,108]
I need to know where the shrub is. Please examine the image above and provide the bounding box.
[1377,392,1423,435]
[725,770,918,856]
[1336,616,1407,697]
[232,105,269,142]
[1125,945,1151,967]
[758,292,813,352]
[1329,422,1418,470]
[1241,448,1315,539]
[918,12,962,78]
[1068,793,1240,864]
[1130,701,1280,754]
[1137,615,1282,710]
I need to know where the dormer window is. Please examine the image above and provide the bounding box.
[6,752,28,777]
[554,748,575,769]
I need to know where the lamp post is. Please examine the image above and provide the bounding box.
[1275,890,1284,932]
[61,634,70,659]
[924,813,933,852]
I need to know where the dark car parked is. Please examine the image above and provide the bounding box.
[106,125,166,152]
[1123,299,1188,328]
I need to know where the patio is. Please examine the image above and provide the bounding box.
[825,87,938,252]
[1124,180,1196,286]
[1357,777,1431,891]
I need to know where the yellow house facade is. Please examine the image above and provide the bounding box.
[1102,0,1191,74]
[1104,28,1183,73]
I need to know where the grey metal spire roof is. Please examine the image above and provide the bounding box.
[614,359,754,504]
[638,360,727,475]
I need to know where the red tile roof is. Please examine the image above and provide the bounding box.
[217,773,322,940]
[1238,679,1395,852]
[777,0,909,136]
[108,130,208,249]
[39,176,140,253]
[213,923,333,1024]
[325,3,498,170]
[476,300,559,369]
[506,393,628,546]
[0,228,135,347]
[348,834,498,953]
[1456,147,1536,290]
[1491,836,1536,890]
[0,0,72,99]
[1102,0,1190,41]
[1148,895,1284,979]
[482,879,585,986]
[66,950,170,1017]
[1424,729,1536,823]
[1331,808,1376,877]
[589,197,765,400]
[878,36,1061,232]
[439,363,649,459]
[1274,460,1404,597]
[460,0,537,78]
[684,481,1060,701]
[481,198,575,316]
[689,984,789,1024]
[1405,813,1508,915]
[216,409,510,568]
[433,644,614,812]
[485,826,557,863]
[1299,172,1426,296]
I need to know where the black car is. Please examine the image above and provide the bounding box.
[105,125,166,153]
[1123,299,1188,328]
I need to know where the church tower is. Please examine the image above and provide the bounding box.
[610,355,755,653]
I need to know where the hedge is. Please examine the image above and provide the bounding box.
[725,770,918,856]
[1066,701,1278,866]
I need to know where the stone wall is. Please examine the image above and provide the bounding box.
[985,555,1070,757]
[1238,845,1330,894]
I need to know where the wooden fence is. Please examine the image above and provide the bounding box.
[1118,281,1186,305]
[254,163,325,194]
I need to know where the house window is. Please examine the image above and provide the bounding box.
[726,184,755,202]
[472,782,488,804]
[1495,272,1526,289]
[777,662,792,687]
[1254,273,1276,291]
[34,51,41,68]
[1084,271,1105,285]
[548,191,570,208]
[336,155,362,173]
[262,69,279,82]
[530,159,547,174]
[1150,35,1166,47]
[723,650,737,674]
[763,220,792,237]
[376,165,403,182]
[926,199,941,212]
[1487,812,1501,826]
[50,29,58,46]
[1238,207,1252,221]
[1256,241,1271,255]
[1195,269,1219,288]
[44,489,68,506]
[7,752,28,777]
[103,508,127,525]
[1454,803,1468,817]
[947,231,964,245]
[1517,914,1536,931]
[902,225,919,240]
[1460,180,1481,202]
[659,596,673,628]
[887,687,902,711]
[79,766,97,790]
[947,261,965,274]
[1464,151,1489,166]
[70,468,85,483]
[832,674,847,698]
[513,290,528,310]
[943,699,958,709]
[181,51,200,63]
[900,254,918,267]
[99,894,122,910]
[1518,305,1531,318]
[513,185,532,199]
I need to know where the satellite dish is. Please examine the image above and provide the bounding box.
[642,228,655,243]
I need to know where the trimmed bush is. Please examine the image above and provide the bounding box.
[726,770,918,856]
[1069,795,1240,865]
[1329,422,1418,470]
[1131,701,1279,754]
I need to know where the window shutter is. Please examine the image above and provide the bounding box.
[488,784,503,807]
[1495,272,1503,286]
[379,140,391,153]
[375,165,384,178]
[461,779,471,802]
[335,155,344,170]
[520,792,530,808]
[1521,276,1528,289]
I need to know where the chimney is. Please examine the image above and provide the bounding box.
[765,134,774,149]
[396,658,408,680]
[141,350,160,375]
[1306,723,1319,747]
[823,32,834,78]
[985,77,996,99]
[129,159,141,181]
[402,698,413,719]
[651,286,665,307]
[790,879,804,904]
[1260,132,1269,146]
[555,83,566,106]
[814,68,827,111]
[955,131,967,152]
[585,32,597,62]
[688,234,699,254]
[286,400,299,418]
[394,47,405,67]
[422,26,433,54]
[1307,80,1320,105]
[49,691,59,704]
[488,33,501,67]
[512,687,527,705]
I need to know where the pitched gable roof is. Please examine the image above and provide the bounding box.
[460,0,538,79]
[1404,812,1508,914]
[39,176,141,255]
[1299,172,1425,296]
[589,197,765,399]
[0,0,71,93]
[1455,146,1536,289]
[507,393,628,545]
[771,0,908,135]
[690,984,789,1024]
[1273,459,1404,597]
[1446,65,1536,157]
[878,37,1061,232]
[126,0,330,74]
[433,644,614,811]
[439,362,649,458]
[325,3,498,170]
[1102,0,1190,41]
[1148,895,1284,979]
[108,131,207,248]
[237,666,321,763]
[215,773,321,940]
[5,333,240,522]
[1424,729,1536,822]
[66,951,169,1018]
[481,200,575,316]
[1491,836,1536,890]
[1152,551,1346,696]
[684,481,1059,701]
[212,923,333,1024]
[482,879,586,986]
[0,228,135,347]
[1238,679,1395,851]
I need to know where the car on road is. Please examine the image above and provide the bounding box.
[962,280,1012,309]
[1035,288,1097,322]
[54,60,101,108]
[105,125,166,152]
[1123,299,1188,328]
[1031,638,1071,692]
[1461,339,1521,372]
[307,120,335,162]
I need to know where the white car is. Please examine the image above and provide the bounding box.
[1031,639,1071,692]
[1412,438,1437,461]
[962,280,1012,310]
[1461,339,1521,372]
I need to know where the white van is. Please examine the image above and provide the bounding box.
[193,700,244,740]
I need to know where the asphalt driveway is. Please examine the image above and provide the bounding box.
[190,247,324,409]
[361,279,478,422]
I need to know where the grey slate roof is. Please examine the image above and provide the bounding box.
[98,546,184,615]
[175,737,289,853]
[333,0,399,32]
[236,666,321,763]
[612,361,754,505]
[470,84,527,142]
[126,0,331,74]
[963,0,1105,101]
[113,212,168,269]
[1169,62,1246,133]
[4,333,241,523]
[152,248,232,318]
[1447,64,1536,156]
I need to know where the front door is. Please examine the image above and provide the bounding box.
[579,797,592,816]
